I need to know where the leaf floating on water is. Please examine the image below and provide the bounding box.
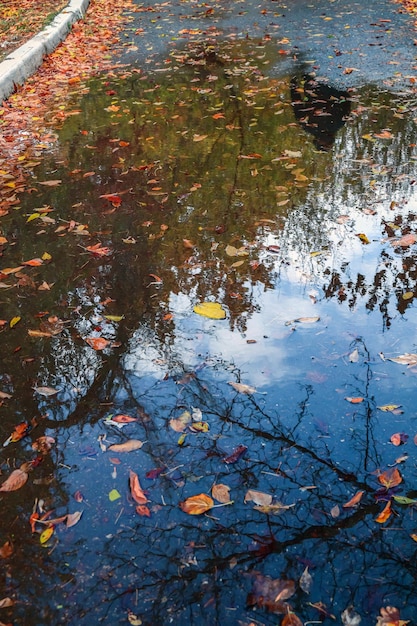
[85,336,110,351]
[170,411,191,432]
[393,496,417,505]
[223,445,248,464]
[375,606,409,626]
[112,414,137,424]
[390,233,416,247]
[299,566,313,594]
[285,316,320,326]
[375,500,393,523]
[39,526,54,544]
[3,421,31,446]
[253,502,295,515]
[388,353,417,367]
[136,505,151,517]
[247,572,295,614]
[85,243,112,256]
[330,505,340,518]
[33,386,59,397]
[129,469,148,504]
[378,468,402,489]
[345,397,364,404]
[228,381,256,394]
[66,511,83,528]
[109,489,121,502]
[341,605,362,626]
[193,302,226,320]
[343,490,364,508]
[0,540,13,559]
[282,614,303,626]
[212,483,231,503]
[9,316,21,328]
[402,291,414,301]
[0,597,14,608]
[107,440,145,453]
[244,489,273,506]
[349,348,359,363]
[180,493,214,515]
[32,436,55,454]
[378,404,403,414]
[0,468,28,492]
[356,233,370,244]
[390,432,408,446]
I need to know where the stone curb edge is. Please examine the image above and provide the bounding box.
[0,0,90,102]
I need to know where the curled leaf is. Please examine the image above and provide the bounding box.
[129,470,148,504]
[375,501,393,524]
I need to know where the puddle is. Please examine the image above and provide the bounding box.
[2,32,417,626]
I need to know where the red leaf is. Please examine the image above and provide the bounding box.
[135,505,151,517]
[378,468,402,489]
[85,337,110,350]
[129,469,148,504]
[224,445,248,464]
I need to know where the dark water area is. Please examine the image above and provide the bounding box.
[2,1,417,625]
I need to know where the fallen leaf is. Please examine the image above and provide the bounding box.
[170,411,191,432]
[244,489,273,506]
[0,597,14,608]
[135,505,151,517]
[356,233,370,244]
[193,302,226,320]
[32,436,55,454]
[253,502,295,515]
[109,489,121,501]
[0,540,13,559]
[378,468,402,489]
[282,614,303,626]
[107,440,144,452]
[9,316,21,328]
[228,381,256,394]
[349,348,359,363]
[299,566,313,593]
[390,432,408,446]
[393,496,417,505]
[376,606,409,626]
[0,468,28,491]
[85,337,110,350]
[33,386,59,397]
[343,490,365,508]
[345,397,364,404]
[378,404,403,413]
[66,511,83,528]
[390,233,416,247]
[388,353,417,367]
[40,526,54,544]
[247,572,295,614]
[180,493,214,515]
[129,469,148,504]
[3,421,31,446]
[22,258,43,266]
[212,484,231,503]
[224,444,248,464]
[341,605,362,626]
[39,180,62,186]
[85,243,112,256]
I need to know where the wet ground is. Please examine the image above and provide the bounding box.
[2,1,417,625]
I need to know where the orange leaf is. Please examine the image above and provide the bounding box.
[391,233,416,247]
[212,112,225,119]
[111,414,137,423]
[378,468,402,489]
[345,396,364,403]
[0,468,28,491]
[22,258,43,266]
[342,490,365,508]
[0,540,13,558]
[180,493,214,515]
[282,613,303,626]
[85,243,112,256]
[375,501,393,523]
[135,505,151,517]
[129,469,148,504]
[85,337,110,350]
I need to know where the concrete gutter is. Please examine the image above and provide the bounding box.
[0,0,90,102]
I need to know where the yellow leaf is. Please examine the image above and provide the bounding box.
[180,493,214,515]
[109,489,121,501]
[40,526,54,544]
[104,315,124,322]
[42,252,52,261]
[356,233,370,244]
[402,292,414,300]
[193,302,226,320]
[10,316,21,328]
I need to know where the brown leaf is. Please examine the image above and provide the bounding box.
[212,484,231,503]
[0,596,14,608]
[388,353,417,367]
[135,505,151,517]
[85,337,110,350]
[376,606,409,626]
[281,613,303,626]
[375,501,393,524]
[343,490,365,508]
[0,468,28,492]
[0,540,13,559]
[390,233,416,247]
[228,381,257,394]
[179,493,214,515]
[66,511,83,528]
[169,411,191,432]
[378,468,402,489]
[247,572,295,614]
[107,440,144,453]
[129,470,148,505]
[244,489,273,506]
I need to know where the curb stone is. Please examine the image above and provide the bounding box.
[0,0,90,102]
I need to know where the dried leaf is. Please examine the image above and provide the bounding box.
[212,484,231,503]
[388,353,417,367]
[376,606,409,626]
[112,414,137,423]
[349,348,359,363]
[85,337,110,350]
[390,432,408,446]
[299,566,313,593]
[345,397,364,404]
[135,505,151,517]
[32,436,55,454]
[0,597,14,608]
[282,614,303,626]
[223,444,248,464]
[0,540,13,559]
[33,386,59,397]
[228,381,256,394]
[0,468,28,492]
[85,243,112,256]
[330,505,340,518]
[341,605,362,626]
[66,511,83,528]
[285,316,320,325]
[375,501,393,524]
[247,572,295,614]
[378,468,402,489]
[129,470,148,504]
[378,405,403,413]
[193,302,226,320]
[107,440,144,452]
[39,526,54,544]
[343,490,365,508]
[253,502,295,515]
[170,411,191,432]
[180,493,214,515]
[244,489,273,506]
[390,233,416,247]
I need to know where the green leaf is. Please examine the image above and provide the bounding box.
[393,496,417,506]
[193,302,226,320]
[26,212,41,223]
[109,489,121,502]
[104,315,125,322]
